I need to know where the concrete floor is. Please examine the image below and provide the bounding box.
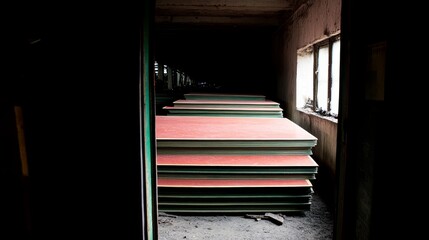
[158,192,333,240]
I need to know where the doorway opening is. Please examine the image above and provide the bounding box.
[152,0,341,239]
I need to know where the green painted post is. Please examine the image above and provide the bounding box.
[141,0,158,239]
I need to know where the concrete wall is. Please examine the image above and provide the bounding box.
[275,0,341,206]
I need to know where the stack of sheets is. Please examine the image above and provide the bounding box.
[156,116,318,213]
[162,94,283,118]
[183,93,267,101]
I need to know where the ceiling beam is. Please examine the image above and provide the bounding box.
[156,0,292,9]
[156,7,290,17]
[155,16,280,26]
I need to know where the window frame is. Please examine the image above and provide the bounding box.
[297,34,340,118]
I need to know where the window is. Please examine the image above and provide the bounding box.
[296,35,340,118]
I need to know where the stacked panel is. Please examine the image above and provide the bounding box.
[158,179,313,213]
[156,116,318,213]
[173,99,280,108]
[158,155,318,180]
[183,93,266,101]
[163,94,283,118]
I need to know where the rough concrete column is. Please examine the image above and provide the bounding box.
[176,70,181,87]
[158,63,164,81]
[182,73,186,86]
[167,66,173,90]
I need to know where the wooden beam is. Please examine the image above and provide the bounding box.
[155,16,280,26]
[157,0,292,9]
[156,0,293,17]
[14,106,29,177]
[156,7,289,17]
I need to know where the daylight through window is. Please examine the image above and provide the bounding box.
[296,35,340,118]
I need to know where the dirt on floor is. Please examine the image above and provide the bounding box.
[158,193,333,240]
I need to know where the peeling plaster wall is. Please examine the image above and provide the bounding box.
[275,0,341,207]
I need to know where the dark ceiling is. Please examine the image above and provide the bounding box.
[155,0,300,27]
[154,0,305,94]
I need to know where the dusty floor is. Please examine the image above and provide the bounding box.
[158,193,333,240]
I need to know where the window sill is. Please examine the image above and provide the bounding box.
[296,108,338,123]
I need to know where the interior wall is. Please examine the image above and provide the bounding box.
[275,0,341,207]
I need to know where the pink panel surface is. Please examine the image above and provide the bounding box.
[185,93,265,98]
[156,116,317,140]
[158,178,312,188]
[174,100,279,105]
[157,154,318,167]
[163,106,282,111]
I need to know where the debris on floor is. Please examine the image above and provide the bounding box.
[158,194,334,240]
[159,212,178,218]
[245,213,285,225]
